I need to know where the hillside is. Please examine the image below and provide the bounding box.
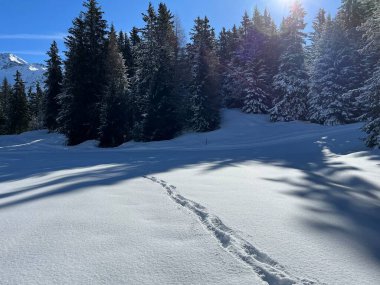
[0,53,45,89]
[0,110,379,285]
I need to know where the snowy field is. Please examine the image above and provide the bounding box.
[0,110,379,285]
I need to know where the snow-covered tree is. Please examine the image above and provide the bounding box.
[308,19,363,125]
[306,8,327,71]
[357,1,380,147]
[270,1,309,122]
[187,16,220,132]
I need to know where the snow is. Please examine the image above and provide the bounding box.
[0,53,45,89]
[0,109,379,285]
[8,53,28,65]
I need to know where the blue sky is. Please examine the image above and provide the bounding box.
[0,0,342,63]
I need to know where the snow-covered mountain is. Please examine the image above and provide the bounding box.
[0,53,46,89]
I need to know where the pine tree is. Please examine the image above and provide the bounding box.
[117,30,134,78]
[306,9,327,70]
[220,25,242,108]
[59,0,108,145]
[0,79,11,134]
[133,3,181,141]
[29,82,45,130]
[44,41,63,131]
[0,82,5,134]
[221,13,254,109]
[242,7,273,114]
[358,1,380,147]
[99,26,130,147]
[8,71,29,134]
[308,19,362,125]
[187,17,220,132]
[128,27,141,78]
[271,1,309,122]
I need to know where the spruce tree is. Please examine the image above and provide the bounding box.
[220,25,241,108]
[99,26,130,147]
[271,1,309,122]
[306,9,327,70]
[59,0,108,145]
[221,13,254,109]
[44,41,63,131]
[8,71,29,134]
[133,3,181,141]
[187,17,220,132]
[0,83,5,134]
[0,79,11,134]
[358,2,380,147]
[128,27,141,79]
[29,82,45,130]
[308,19,361,125]
[117,31,134,78]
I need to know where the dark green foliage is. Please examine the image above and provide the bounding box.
[59,0,108,145]
[44,41,63,131]
[133,3,182,141]
[7,71,29,134]
[29,82,45,130]
[0,79,11,134]
[99,26,130,147]
[117,31,134,79]
[187,17,220,132]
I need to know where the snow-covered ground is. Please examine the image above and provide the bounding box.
[0,110,379,285]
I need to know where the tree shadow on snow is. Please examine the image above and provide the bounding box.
[0,130,379,264]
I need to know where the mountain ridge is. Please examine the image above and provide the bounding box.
[0,53,45,89]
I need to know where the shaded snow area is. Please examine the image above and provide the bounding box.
[0,110,379,285]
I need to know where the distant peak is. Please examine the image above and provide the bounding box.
[8,53,28,65]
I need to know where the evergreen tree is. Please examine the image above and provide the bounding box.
[358,2,380,147]
[133,3,181,141]
[8,71,29,134]
[44,41,63,131]
[0,79,11,134]
[59,0,108,145]
[29,82,45,130]
[239,11,253,38]
[0,82,5,134]
[242,7,274,114]
[99,26,130,147]
[220,25,241,108]
[128,26,141,78]
[271,1,309,122]
[117,30,134,78]
[308,19,362,125]
[306,8,327,70]
[221,13,254,109]
[187,17,220,132]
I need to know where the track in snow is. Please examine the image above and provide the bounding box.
[145,176,322,285]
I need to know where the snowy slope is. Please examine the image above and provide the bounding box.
[0,110,379,285]
[0,53,45,89]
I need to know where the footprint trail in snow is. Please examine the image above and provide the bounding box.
[144,176,324,285]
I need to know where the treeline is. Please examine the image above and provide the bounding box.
[0,0,379,148]
[0,74,44,135]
